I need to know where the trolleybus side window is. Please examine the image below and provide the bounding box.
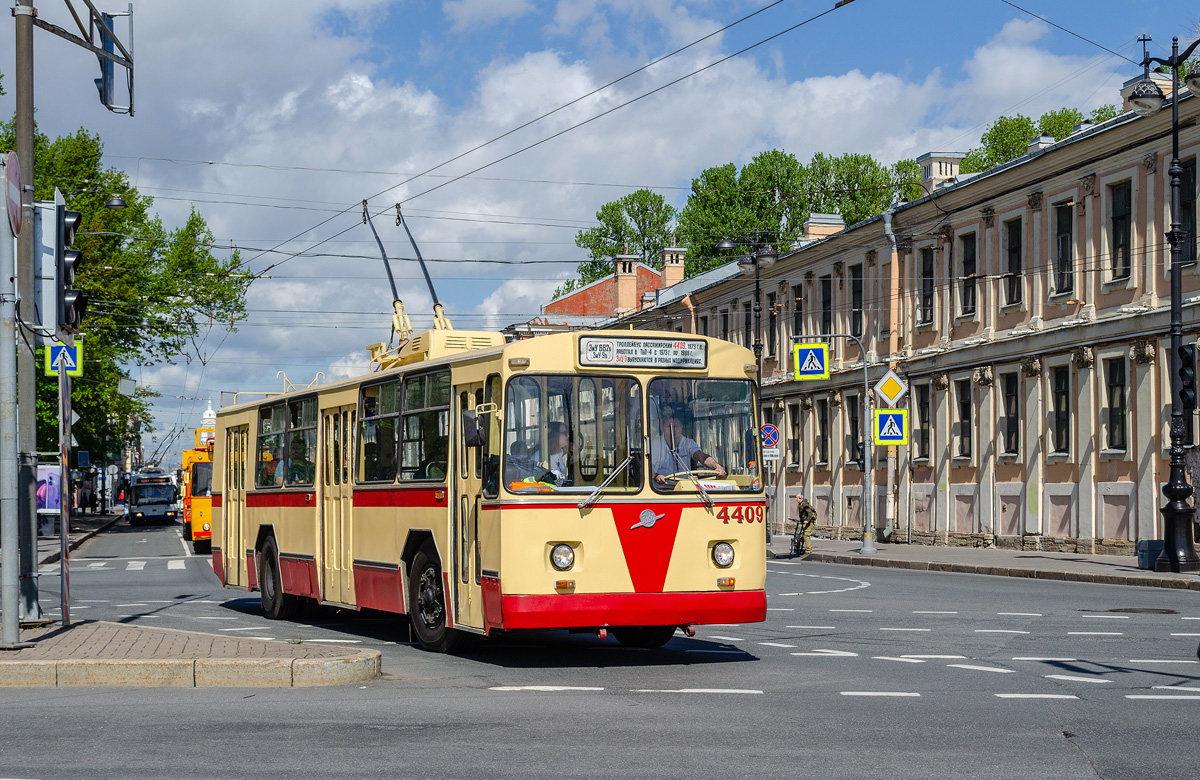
[359,380,400,483]
[256,403,287,487]
[578,378,599,482]
[647,377,761,494]
[402,370,450,481]
[285,398,317,486]
[483,374,501,498]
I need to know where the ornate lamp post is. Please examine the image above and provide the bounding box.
[1128,37,1200,573]
[716,233,777,367]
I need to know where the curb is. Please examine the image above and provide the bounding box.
[780,551,1200,591]
[0,650,382,688]
[39,516,123,566]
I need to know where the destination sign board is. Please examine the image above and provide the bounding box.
[578,337,707,369]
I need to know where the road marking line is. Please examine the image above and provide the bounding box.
[193,616,238,620]
[975,630,1030,634]
[302,639,361,643]
[766,607,795,611]
[218,627,260,632]
[490,686,604,692]
[786,625,836,630]
[126,561,146,571]
[1170,633,1200,637]
[902,655,965,659]
[948,664,1015,673]
[1182,617,1200,620]
[1045,675,1111,683]
[792,649,858,657]
[769,561,801,566]
[1013,657,1078,662]
[996,694,1078,699]
[1153,685,1200,691]
[1127,659,1199,664]
[841,692,920,697]
[998,612,1042,616]
[830,609,872,612]
[913,611,957,614]
[880,628,931,632]
[76,599,109,603]
[1082,614,1129,619]
[1068,632,1123,636]
[113,603,148,607]
[86,562,106,568]
[684,649,745,654]
[758,642,797,648]
[705,635,744,642]
[168,560,186,570]
[873,656,925,663]
[1126,695,1200,700]
[633,688,762,694]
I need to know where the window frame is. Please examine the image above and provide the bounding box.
[1109,180,1132,281]
[1053,201,1075,295]
[1103,356,1128,453]
[1049,362,1072,459]
[953,377,973,461]
[913,383,932,462]
[918,247,935,325]
[959,233,977,317]
[1000,371,1020,457]
[1003,217,1023,306]
[849,263,864,338]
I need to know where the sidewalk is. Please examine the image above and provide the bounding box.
[1,510,380,688]
[768,535,1200,591]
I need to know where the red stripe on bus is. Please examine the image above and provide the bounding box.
[486,501,763,511]
[500,590,767,630]
[353,564,405,614]
[353,487,446,508]
[246,492,313,508]
[193,529,211,541]
[212,549,225,586]
[211,493,222,508]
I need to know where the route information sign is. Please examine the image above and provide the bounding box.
[578,336,707,369]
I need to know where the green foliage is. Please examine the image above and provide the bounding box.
[1036,107,1084,141]
[1090,104,1120,123]
[0,121,250,454]
[961,105,1123,174]
[892,158,924,203]
[555,188,676,299]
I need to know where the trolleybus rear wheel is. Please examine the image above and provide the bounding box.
[408,541,472,653]
[611,626,677,649]
[259,538,297,620]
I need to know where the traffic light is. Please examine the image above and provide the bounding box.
[54,191,87,337]
[1179,344,1197,412]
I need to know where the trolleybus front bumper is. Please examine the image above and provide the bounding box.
[497,590,766,630]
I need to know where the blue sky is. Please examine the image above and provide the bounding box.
[3,0,1197,464]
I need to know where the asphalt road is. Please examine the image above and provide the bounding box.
[4,520,1199,779]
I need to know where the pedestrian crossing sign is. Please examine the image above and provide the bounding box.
[873,409,908,446]
[45,336,83,377]
[793,343,829,380]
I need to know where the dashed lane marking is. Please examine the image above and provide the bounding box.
[633,689,763,694]
[841,692,920,697]
[302,639,362,644]
[766,608,795,611]
[913,611,957,614]
[791,649,858,657]
[1045,675,1110,683]
[218,627,261,632]
[874,656,925,663]
[1126,695,1200,700]
[1154,686,1200,691]
[787,625,836,630]
[975,630,1030,634]
[1013,657,1077,662]
[1068,632,1123,636]
[1170,633,1200,637]
[880,628,931,632]
[996,694,1079,699]
[1127,659,1199,664]
[1082,614,1129,619]
[830,609,872,613]
[193,616,238,620]
[903,655,966,659]
[168,559,186,570]
[704,635,744,642]
[126,561,146,571]
[490,686,604,692]
[998,612,1042,617]
[948,664,1015,674]
[113,603,148,607]
[758,642,797,648]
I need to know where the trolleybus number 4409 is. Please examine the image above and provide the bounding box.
[716,505,764,524]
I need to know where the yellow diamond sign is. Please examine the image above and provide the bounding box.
[873,369,908,406]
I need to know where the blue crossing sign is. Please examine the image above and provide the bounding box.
[760,424,779,448]
[794,342,829,380]
[873,409,908,446]
[45,336,83,377]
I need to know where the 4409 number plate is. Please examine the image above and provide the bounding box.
[716,504,764,524]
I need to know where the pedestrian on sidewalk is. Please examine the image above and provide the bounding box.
[792,492,817,557]
[89,492,98,515]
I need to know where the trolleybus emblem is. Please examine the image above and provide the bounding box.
[631,509,665,530]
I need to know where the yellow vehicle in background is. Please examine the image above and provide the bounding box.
[182,402,216,555]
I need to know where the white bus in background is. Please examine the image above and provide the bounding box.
[125,467,179,526]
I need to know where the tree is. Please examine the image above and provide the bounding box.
[1090,104,1120,123]
[1036,107,1084,142]
[555,189,675,299]
[961,105,1125,174]
[0,121,250,455]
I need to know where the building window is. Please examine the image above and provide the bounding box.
[955,379,972,458]
[820,275,833,335]
[1183,159,1197,265]
[791,283,804,337]
[1052,366,1071,454]
[788,403,801,464]
[766,292,778,356]
[1002,372,1020,455]
[850,263,864,338]
[816,398,829,465]
[1055,203,1074,294]
[847,395,863,467]
[698,316,708,336]
[743,302,752,347]
[1004,218,1023,305]
[720,309,730,341]
[915,384,931,460]
[919,248,934,324]
[1110,181,1132,279]
[1105,358,1127,451]
[959,234,977,315]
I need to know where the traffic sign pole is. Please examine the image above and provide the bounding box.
[1,154,25,647]
[58,351,72,625]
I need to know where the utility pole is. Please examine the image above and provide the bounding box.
[14,0,43,622]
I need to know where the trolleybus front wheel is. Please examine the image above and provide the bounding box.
[409,541,473,653]
[259,537,298,620]
[611,626,677,649]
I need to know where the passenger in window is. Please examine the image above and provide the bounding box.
[286,438,315,484]
[418,438,448,480]
[651,406,725,483]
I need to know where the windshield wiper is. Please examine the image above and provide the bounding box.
[667,445,713,510]
[580,453,634,509]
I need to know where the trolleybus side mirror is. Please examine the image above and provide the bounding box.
[462,409,486,448]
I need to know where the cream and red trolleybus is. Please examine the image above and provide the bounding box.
[211,327,766,651]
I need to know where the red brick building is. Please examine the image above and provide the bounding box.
[545,248,686,318]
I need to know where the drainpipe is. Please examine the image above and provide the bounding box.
[680,295,696,334]
[881,198,901,541]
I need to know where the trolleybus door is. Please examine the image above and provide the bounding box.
[223,426,249,587]
[453,384,484,630]
[321,406,356,605]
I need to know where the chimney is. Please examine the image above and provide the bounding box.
[803,213,845,241]
[613,255,639,315]
[1120,71,1173,113]
[660,246,685,288]
[1026,134,1055,154]
[915,151,966,194]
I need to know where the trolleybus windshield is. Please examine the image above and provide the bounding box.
[133,485,175,504]
[647,377,760,493]
[190,462,213,498]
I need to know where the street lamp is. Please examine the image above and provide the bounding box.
[1129,37,1200,573]
[716,233,777,367]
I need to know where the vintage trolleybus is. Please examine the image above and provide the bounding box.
[181,402,217,555]
[211,328,767,651]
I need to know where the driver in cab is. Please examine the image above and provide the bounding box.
[651,406,726,484]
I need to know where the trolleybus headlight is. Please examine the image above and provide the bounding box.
[712,542,735,568]
[550,544,575,571]
[202,523,210,531]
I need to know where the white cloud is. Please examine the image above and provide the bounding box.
[444,0,535,31]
